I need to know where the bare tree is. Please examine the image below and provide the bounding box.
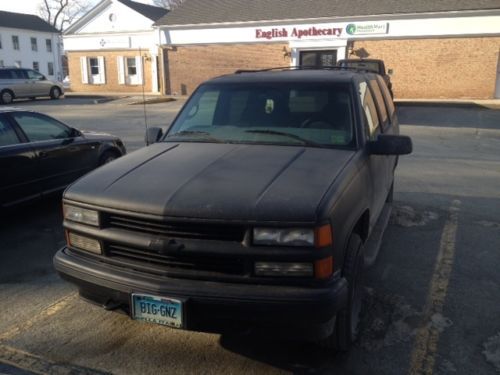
[152,0,184,10]
[38,0,93,31]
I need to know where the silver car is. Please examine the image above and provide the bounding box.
[0,68,64,104]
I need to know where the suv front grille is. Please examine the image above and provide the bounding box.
[105,214,246,242]
[107,244,246,275]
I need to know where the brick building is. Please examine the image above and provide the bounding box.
[154,0,500,99]
[63,0,167,93]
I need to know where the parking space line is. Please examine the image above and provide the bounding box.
[0,292,78,342]
[408,200,461,375]
[0,344,108,375]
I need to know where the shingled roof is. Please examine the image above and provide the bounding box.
[117,0,168,21]
[155,0,500,26]
[0,10,59,33]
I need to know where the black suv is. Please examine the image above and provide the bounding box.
[54,68,412,350]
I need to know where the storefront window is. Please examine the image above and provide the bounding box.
[300,50,337,67]
[89,58,99,75]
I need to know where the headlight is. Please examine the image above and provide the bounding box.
[63,204,100,226]
[253,228,314,247]
[68,232,102,254]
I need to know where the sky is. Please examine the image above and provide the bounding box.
[0,0,155,16]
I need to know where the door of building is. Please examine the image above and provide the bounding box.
[299,50,338,67]
[495,52,500,99]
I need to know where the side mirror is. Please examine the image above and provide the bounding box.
[368,134,412,155]
[71,128,82,137]
[145,127,163,145]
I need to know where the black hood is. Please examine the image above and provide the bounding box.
[65,142,354,223]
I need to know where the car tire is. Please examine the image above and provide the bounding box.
[99,150,119,166]
[50,87,62,100]
[1,90,14,105]
[322,233,364,351]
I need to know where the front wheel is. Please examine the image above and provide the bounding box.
[99,150,119,166]
[50,87,62,100]
[322,233,364,351]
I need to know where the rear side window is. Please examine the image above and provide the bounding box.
[0,70,11,79]
[11,113,72,142]
[376,75,395,118]
[359,82,380,140]
[368,79,388,126]
[0,117,20,146]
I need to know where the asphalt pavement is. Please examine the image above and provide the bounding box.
[0,98,499,374]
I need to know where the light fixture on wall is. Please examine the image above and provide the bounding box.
[282,46,292,59]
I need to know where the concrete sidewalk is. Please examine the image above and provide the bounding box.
[395,98,500,109]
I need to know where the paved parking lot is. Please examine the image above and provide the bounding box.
[0,98,499,374]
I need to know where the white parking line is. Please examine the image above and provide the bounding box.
[0,292,78,342]
[408,200,461,375]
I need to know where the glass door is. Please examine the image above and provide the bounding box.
[299,50,338,67]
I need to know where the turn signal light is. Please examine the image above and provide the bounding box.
[315,256,333,279]
[315,224,333,248]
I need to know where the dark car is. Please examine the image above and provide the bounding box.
[0,108,126,208]
[54,68,411,351]
[337,59,393,97]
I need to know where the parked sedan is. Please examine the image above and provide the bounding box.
[0,108,126,208]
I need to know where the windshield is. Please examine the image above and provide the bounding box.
[165,83,355,148]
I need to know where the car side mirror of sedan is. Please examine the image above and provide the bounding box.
[145,127,163,145]
[368,134,413,155]
[71,128,82,137]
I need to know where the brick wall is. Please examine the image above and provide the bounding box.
[67,50,153,92]
[164,43,291,95]
[352,37,500,99]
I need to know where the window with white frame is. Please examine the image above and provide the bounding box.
[80,56,106,85]
[12,36,19,50]
[47,62,54,76]
[31,37,37,51]
[0,60,4,67]
[46,39,52,52]
[33,61,39,71]
[117,56,143,85]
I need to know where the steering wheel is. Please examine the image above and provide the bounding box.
[300,117,334,129]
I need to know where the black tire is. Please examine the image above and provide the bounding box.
[1,90,14,104]
[323,233,364,351]
[99,150,119,166]
[50,87,61,100]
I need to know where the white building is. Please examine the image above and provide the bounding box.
[0,10,63,80]
[63,0,168,93]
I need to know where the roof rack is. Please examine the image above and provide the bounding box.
[234,66,373,74]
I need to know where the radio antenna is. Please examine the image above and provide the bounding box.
[139,47,149,145]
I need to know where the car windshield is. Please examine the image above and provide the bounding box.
[165,83,355,148]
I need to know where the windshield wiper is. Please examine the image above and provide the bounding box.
[166,130,222,142]
[245,130,321,147]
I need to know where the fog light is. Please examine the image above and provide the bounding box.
[255,262,313,277]
[68,232,102,254]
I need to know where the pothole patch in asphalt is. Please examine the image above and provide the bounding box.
[357,288,423,351]
[391,205,438,227]
[482,332,500,372]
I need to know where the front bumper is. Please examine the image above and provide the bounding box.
[54,247,348,340]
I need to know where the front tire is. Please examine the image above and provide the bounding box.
[50,87,61,100]
[99,150,119,166]
[1,90,14,104]
[323,233,364,351]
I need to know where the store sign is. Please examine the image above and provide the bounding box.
[255,26,343,40]
[345,22,389,35]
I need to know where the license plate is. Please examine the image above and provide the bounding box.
[131,294,183,328]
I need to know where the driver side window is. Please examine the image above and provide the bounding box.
[12,113,72,142]
[359,82,380,141]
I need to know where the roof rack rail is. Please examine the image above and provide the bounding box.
[234,66,373,74]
